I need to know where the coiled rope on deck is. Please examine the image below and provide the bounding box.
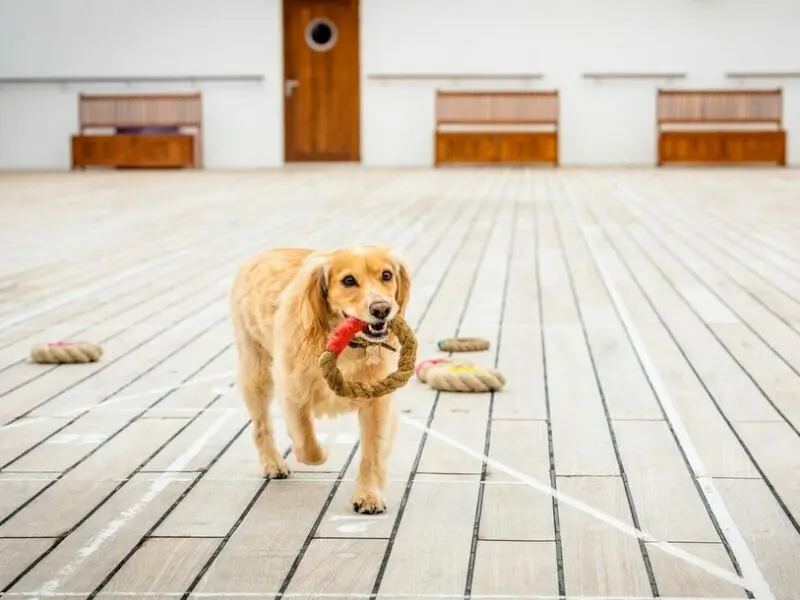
[30,341,103,364]
[436,337,491,352]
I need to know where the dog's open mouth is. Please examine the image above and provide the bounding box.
[362,321,389,340]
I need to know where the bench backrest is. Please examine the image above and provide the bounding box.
[657,89,782,128]
[78,93,203,130]
[436,91,559,129]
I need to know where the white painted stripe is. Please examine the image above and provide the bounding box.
[400,414,750,592]
[0,248,199,333]
[25,408,236,600]
[56,371,236,416]
[0,417,43,431]
[581,225,774,599]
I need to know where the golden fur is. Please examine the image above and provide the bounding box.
[229,245,411,514]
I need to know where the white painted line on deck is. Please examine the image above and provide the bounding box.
[581,225,774,599]
[45,433,106,445]
[400,414,750,592]
[56,370,235,416]
[0,417,43,431]
[0,249,199,333]
[24,408,236,600]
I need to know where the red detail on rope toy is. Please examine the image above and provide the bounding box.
[49,341,75,348]
[415,358,445,380]
[325,317,367,355]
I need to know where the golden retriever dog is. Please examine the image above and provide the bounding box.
[229,245,411,514]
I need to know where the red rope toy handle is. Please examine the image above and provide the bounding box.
[325,316,368,355]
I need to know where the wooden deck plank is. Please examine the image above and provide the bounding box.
[142,408,250,474]
[623,224,800,429]
[0,538,55,590]
[0,473,54,524]
[0,301,227,421]
[647,541,748,598]
[471,540,559,597]
[5,411,135,472]
[375,474,480,597]
[613,420,720,542]
[283,538,387,598]
[98,537,220,596]
[557,476,652,596]
[189,474,336,594]
[489,200,546,421]
[479,421,553,541]
[0,418,187,537]
[620,199,800,425]
[0,168,799,598]
[6,473,194,595]
[539,199,619,477]
[578,207,761,479]
[152,428,265,537]
[554,194,665,422]
[735,422,800,525]
[715,478,800,600]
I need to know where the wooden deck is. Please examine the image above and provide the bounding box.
[0,167,799,600]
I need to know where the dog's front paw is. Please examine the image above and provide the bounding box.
[351,488,387,514]
[293,440,328,466]
[260,456,291,479]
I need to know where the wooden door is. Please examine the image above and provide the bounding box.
[283,0,360,162]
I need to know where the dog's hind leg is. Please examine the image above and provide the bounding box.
[280,385,327,466]
[234,331,290,480]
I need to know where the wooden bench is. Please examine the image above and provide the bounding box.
[657,89,786,166]
[435,91,559,166]
[71,93,203,169]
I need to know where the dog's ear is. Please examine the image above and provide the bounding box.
[297,253,331,344]
[391,254,411,317]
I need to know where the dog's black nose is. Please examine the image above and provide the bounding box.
[369,301,391,320]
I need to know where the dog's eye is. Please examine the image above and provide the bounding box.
[341,275,358,287]
[381,270,393,282]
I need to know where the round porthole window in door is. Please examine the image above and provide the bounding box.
[305,18,338,52]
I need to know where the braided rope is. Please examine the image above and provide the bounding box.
[424,362,506,392]
[416,357,472,383]
[319,315,418,399]
[436,337,491,352]
[30,341,103,364]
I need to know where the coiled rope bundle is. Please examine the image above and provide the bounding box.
[29,341,103,364]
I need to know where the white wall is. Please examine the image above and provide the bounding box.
[1,0,799,169]
[361,0,800,167]
[0,0,283,170]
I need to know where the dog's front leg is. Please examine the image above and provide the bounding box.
[352,396,398,514]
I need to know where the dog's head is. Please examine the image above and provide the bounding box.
[295,245,411,345]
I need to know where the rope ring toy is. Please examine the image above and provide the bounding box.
[424,362,506,393]
[436,337,491,352]
[319,315,418,399]
[30,341,103,364]
[415,357,473,383]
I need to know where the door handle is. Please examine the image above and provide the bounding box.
[285,80,299,98]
